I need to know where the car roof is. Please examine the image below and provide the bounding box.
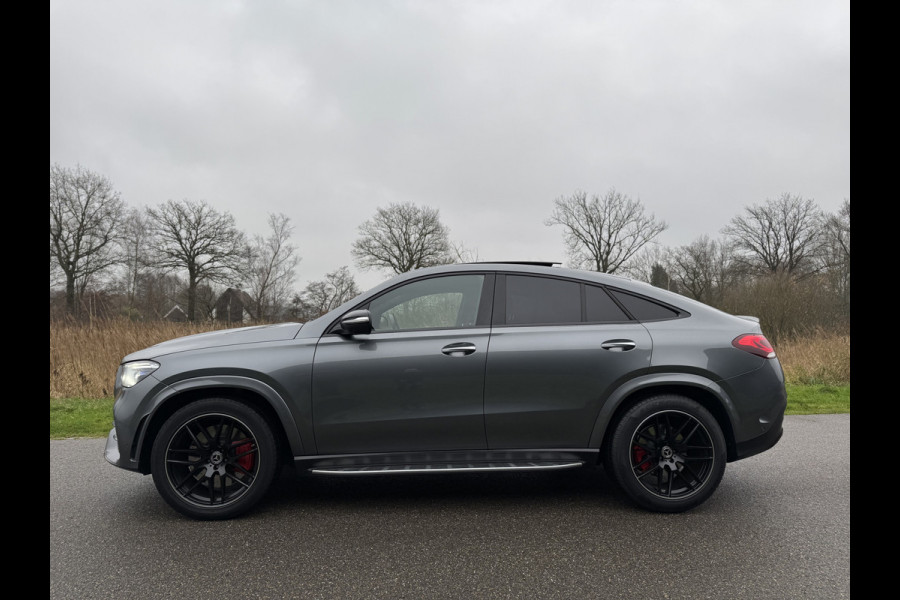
[410,261,638,287]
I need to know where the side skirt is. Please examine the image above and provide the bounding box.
[294,448,599,475]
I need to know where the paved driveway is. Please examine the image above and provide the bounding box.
[50,414,849,599]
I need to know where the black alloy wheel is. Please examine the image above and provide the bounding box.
[607,395,726,513]
[150,398,277,520]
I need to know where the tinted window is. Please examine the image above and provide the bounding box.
[608,289,680,321]
[506,275,581,325]
[368,274,484,331]
[585,285,630,322]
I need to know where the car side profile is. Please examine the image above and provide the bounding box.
[105,262,786,520]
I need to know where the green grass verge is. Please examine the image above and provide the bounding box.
[50,397,115,439]
[49,385,849,440]
[784,384,850,415]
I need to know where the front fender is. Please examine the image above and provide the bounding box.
[587,372,737,451]
[135,375,308,468]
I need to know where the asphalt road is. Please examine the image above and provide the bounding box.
[50,414,849,600]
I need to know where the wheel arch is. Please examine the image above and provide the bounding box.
[590,374,740,462]
[135,376,304,474]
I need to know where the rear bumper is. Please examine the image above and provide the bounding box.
[732,412,784,461]
[722,356,787,461]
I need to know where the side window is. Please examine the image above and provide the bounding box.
[608,289,681,321]
[368,274,485,331]
[505,275,581,325]
[585,285,630,322]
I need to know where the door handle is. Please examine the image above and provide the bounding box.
[601,340,636,352]
[441,343,477,356]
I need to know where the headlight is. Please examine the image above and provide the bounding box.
[118,360,160,388]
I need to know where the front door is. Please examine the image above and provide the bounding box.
[311,273,493,454]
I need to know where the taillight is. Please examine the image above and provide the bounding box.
[732,334,776,359]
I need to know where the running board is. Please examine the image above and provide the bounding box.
[310,461,584,475]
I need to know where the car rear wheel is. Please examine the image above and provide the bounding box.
[150,398,277,520]
[606,395,726,513]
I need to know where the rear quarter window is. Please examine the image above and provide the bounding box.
[585,285,630,322]
[608,289,682,321]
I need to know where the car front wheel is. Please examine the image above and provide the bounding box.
[606,395,726,513]
[150,398,277,520]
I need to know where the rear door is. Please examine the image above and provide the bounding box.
[483,274,652,449]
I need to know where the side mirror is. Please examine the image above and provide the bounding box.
[339,309,373,336]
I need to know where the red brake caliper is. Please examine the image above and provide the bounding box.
[236,442,255,471]
[633,445,652,471]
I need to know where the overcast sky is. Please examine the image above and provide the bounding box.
[50,0,850,292]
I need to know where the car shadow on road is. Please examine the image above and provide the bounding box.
[259,464,626,513]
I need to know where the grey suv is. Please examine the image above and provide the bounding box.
[105,262,786,519]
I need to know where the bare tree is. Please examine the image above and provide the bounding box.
[821,198,850,311]
[116,206,154,316]
[147,199,246,321]
[822,198,850,267]
[135,271,186,319]
[290,266,362,321]
[667,236,740,305]
[49,164,125,317]
[621,245,670,285]
[450,240,480,263]
[192,282,221,321]
[722,193,824,276]
[242,213,300,321]
[545,188,667,273]
[351,202,452,274]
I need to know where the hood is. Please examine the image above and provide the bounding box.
[122,322,304,362]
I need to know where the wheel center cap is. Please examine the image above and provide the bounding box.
[658,446,684,472]
[210,450,224,465]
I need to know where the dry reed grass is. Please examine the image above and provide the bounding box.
[50,318,233,399]
[774,329,850,385]
[49,318,850,399]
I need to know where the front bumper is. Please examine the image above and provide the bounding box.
[104,427,140,472]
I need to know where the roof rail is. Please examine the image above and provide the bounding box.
[466,261,562,267]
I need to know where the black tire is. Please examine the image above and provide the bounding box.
[150,398,278,520]
[606,395,726,513]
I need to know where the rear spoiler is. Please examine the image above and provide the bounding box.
[736,315,760,324]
